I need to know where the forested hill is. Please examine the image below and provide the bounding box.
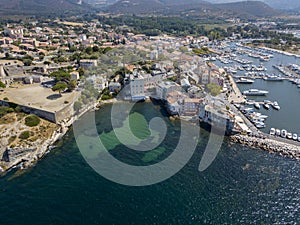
[214,1,279,18]
[0,0,91,16]
[107,0,279,18]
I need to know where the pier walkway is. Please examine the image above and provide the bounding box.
[227,74,246,104]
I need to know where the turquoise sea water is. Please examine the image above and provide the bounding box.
[0,103,299,224]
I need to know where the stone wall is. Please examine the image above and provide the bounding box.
[0,100,74,124]
[55,102,75,123]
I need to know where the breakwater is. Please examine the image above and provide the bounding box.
[230,134,300,159]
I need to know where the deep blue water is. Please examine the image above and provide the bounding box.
[0,103,299,225]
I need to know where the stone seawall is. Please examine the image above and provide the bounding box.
[230,134,300,159]
[0,100,74,124]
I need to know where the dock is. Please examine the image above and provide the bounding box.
[227,74,246,104]
[227,74,300,159]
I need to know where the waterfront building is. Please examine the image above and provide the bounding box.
[166,97,182,115]
[130,76,146,101]
[182,98,202,116]
[156,81,181,100]
[199,98,235,133]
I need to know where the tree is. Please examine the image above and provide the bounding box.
[67,80,77,92]
[52,82,67,95]
[25,115,40,127]
[69,46,77,52]
[5,52,10,59]
[73,101,82,113]
[85,46,93,55]
[23,59,32,66]
[50,70,71,82]
[78,67,85,77]
[207,83,222,97]
[0,81,5,88]
[92,46,99,52]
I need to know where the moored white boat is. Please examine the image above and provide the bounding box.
[243,89,269,96]
[272,101,280,110]
[254,103,260,109]
[236,78,254,84]
[275,129,281,136]
[293,133,298,141]
[263,75,284,81]
[263,103,270,110]
[281,129,287,138]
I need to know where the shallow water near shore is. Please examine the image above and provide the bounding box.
[0,102,299,224]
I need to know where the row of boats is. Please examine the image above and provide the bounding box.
[239,100,280,129]
[241,108,268,129]
[236,74,285,84]
[290,78,300,88]
[250,100,280,110]
[269,128,300,142]
[225,64,267,74]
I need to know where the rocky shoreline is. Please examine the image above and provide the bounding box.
[2,99,299,175]
[230,134,300,160]
[0,102,97,174]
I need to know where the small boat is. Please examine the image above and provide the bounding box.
[269,128,275,135]
[275,129,281,136]
[272,101,280,110]
[264,100,272,104]
[281,129,287,138]
[255,123,266,129]
[293,133,298,141]
[252,112,268,119]
[236,78,254,84]
[287,133,293,139]
[263,103,270,110]
[254,103,260,109]
[263,75,284,81]
[243,89,269,96]
[242,107,254,113]
[298,136,300,142]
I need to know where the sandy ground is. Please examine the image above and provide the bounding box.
[0,83,80,112]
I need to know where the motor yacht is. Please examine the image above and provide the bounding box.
[272,101,280,110]
[243,89,268,96]
[236,78,254,84]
